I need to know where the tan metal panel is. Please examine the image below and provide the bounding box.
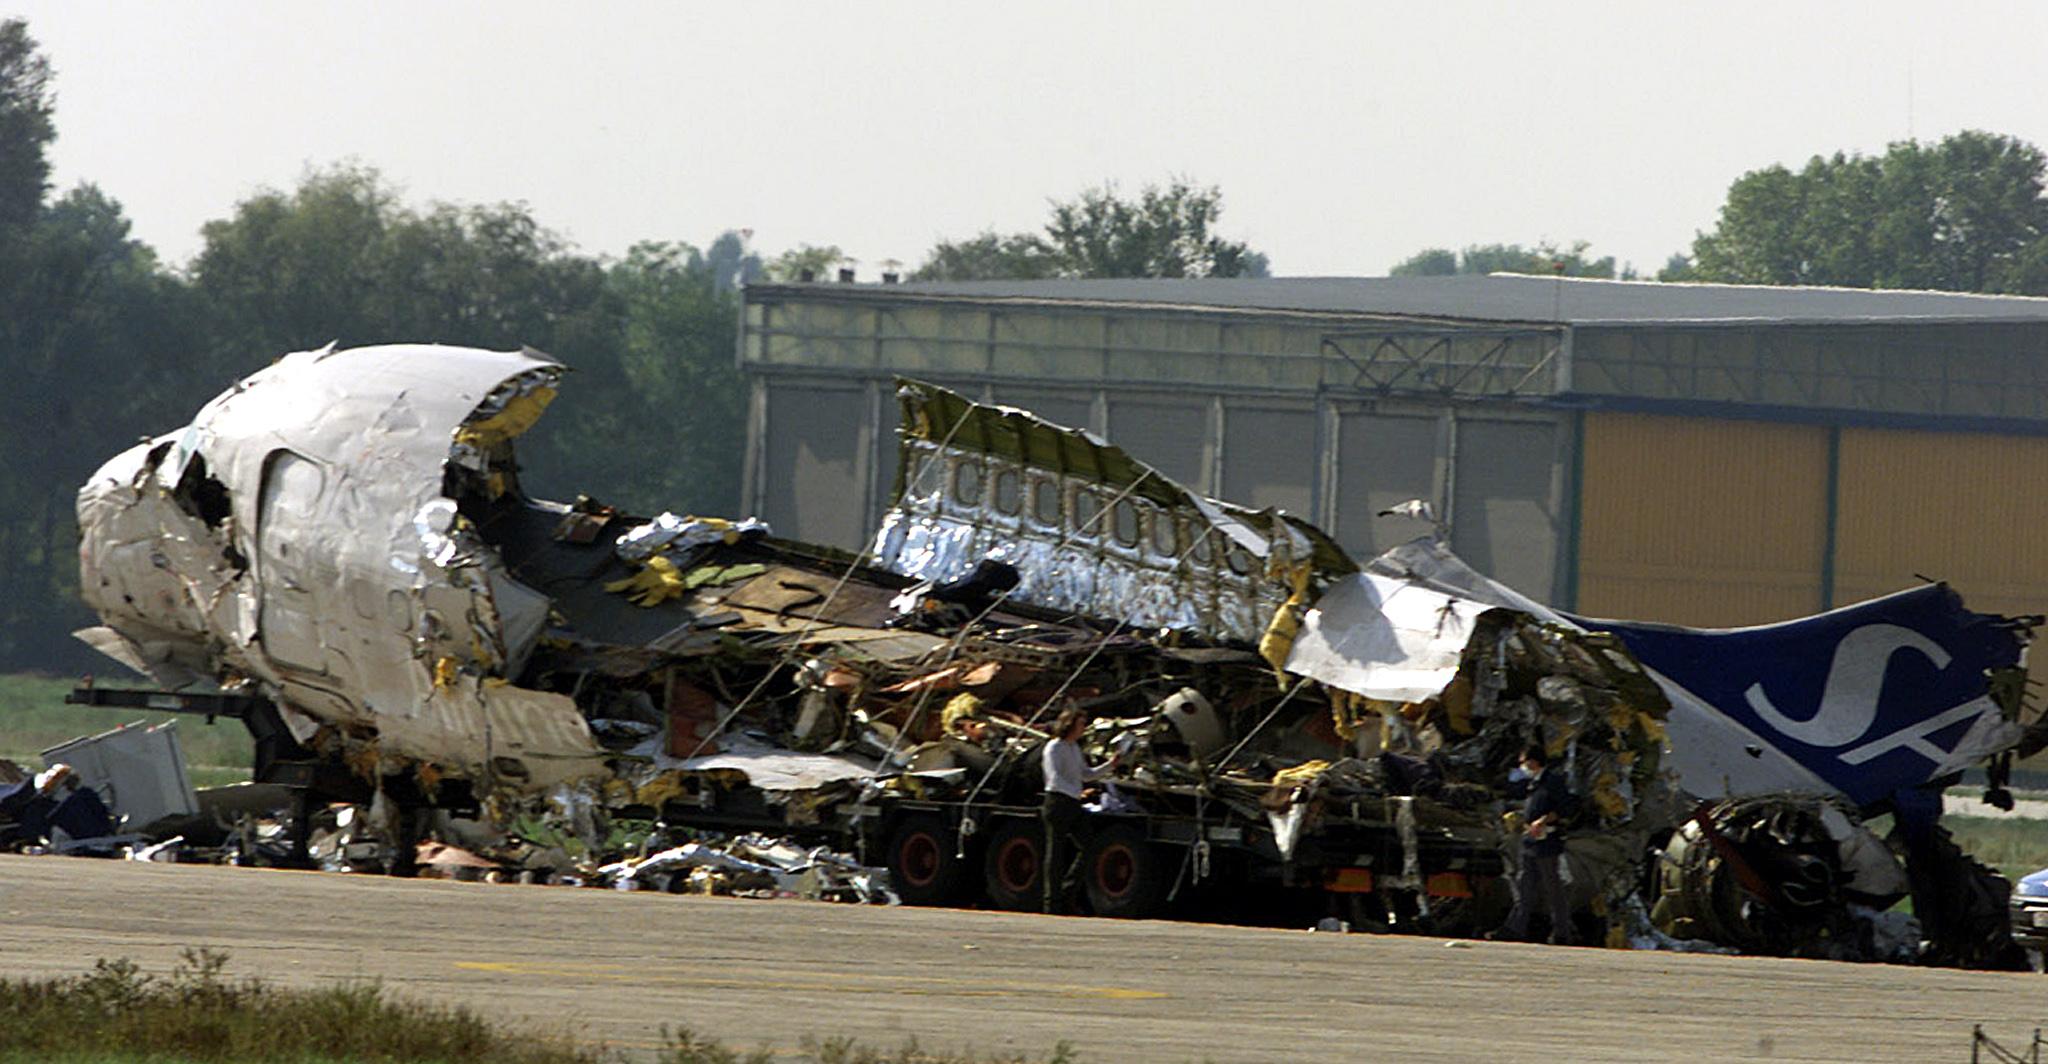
[1833,428,2048,614]
[1577,413,1828,626]
[1834,428,2048,740]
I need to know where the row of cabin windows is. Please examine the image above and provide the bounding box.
[935,457,1256,575]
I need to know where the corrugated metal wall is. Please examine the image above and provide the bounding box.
[1831,429,2048,759]
[1576,413,1831,626]
[1834,428,2048,621]
[1331,410,1439,560]
[758,381,872,549]
[1576,414,2048,735]
[1450,417,1567,602]
[1577,414,2048,635]
[744,297,2047,652]
[749,372,1570,604]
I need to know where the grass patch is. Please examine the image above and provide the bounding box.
[0,950,1084,1064]
[0,948,596,1063]
[1945,815,2048,883]
[0,672,250,782]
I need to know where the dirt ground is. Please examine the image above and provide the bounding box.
[0,854,2040,1062]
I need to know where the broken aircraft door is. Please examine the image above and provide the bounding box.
[255,450,348,689]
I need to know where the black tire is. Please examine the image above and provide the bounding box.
[887,813,969,906]
[1418,874,1511,936]
[1082,822,1173,919]
[982,817,1044,911]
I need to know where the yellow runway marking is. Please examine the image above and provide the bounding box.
[455,960,1169,1000]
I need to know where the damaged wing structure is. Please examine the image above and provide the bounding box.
[60,344,2045,967]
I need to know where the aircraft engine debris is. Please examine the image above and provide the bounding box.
[52,345,2047,968]
[1650,794,1914,961]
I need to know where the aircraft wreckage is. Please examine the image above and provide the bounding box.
[53,342,2047,967]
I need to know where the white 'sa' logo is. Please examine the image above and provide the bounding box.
[1743,623,1995,768]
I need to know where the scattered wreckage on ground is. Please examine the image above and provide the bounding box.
[31,342,2045,967]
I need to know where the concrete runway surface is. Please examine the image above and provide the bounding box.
[0,854,2041,1063]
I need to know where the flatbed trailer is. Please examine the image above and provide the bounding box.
[654,774,1510,930]
[67,683,1508,931]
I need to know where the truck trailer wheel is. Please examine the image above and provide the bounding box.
[982,818,1043,911]
[886,813,969,906]
[1083,823,1172,919]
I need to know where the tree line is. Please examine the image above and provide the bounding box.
[0,20,1274,672]
[9,12,2048,673]
[1391,130,2048,293]
[0,21,779,670]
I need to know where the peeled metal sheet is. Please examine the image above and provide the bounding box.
[1283,573,1495,703]
[673,735,881,792]
[74,344,600,790]
[41,720,198,831]
[1347,538,2031,809]
[1578,584,2031,808]
[871,380,1353,643]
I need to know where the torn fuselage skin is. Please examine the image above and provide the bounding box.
[71,347,2045,966]
[76,344,605,822]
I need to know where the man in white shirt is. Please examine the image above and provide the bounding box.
[1041,704,1117,914]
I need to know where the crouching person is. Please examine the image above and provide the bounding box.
[0,764,117,850]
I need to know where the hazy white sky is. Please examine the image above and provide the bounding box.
[14,2,2048,277]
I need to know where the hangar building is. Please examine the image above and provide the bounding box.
[736,274,2048,633]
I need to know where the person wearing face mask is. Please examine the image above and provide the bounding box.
[1490,744,1576,945]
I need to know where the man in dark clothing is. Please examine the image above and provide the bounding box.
[0,764,116,848]
[1496,745,1576,945]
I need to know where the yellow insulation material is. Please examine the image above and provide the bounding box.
[605,554,687,607]
[1256,563,1316,687]
[940,692,986,737]
[454,387,557,450]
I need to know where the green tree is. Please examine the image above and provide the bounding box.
[0,185,205,668]
[190,164,620,359]
[374,199,614,352]
[522,241,746,516]
[191,165,756,516]
[703,230,763,293]
[1044,179,1268,278]
[911,230,1059,281]
[1390,240,1617,278]
[916,179,1270,280]
[0,19,54,234]
[768,244,844,282]
[1690,131,2048,294]
[0,23,208,668]
[1656,253,1697,282]
[1387,248,1457,276]
[190,164,399,355]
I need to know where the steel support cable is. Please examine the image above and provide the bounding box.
[1212,674,1315,771]
[697,427,1162,775]
[857,469,1162,785]
[1100,674,1314,889]
[951,523,1219,821]
[678,403,980,761]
